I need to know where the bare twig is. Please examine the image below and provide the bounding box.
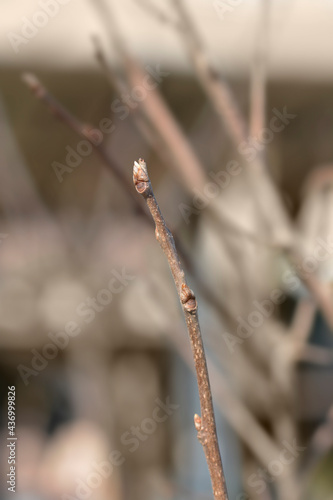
[21,72,238,325]
[171,0,248,147]
[93,35,275,250]
[92,0,206,192]
[22,72,282,469]
[172,0,333,331]
[138,0,333,333]
[288,299,326,364]
[133,158,228,500]
[146,287,282,466]
[139,0,292,247]
[92,2,294,257]
[23,72,333,335]
[21,73,144,213]
[166,321,281,466]
[250,0,269,145]
[167,0,296,250]
[92,35,177,170]
[289,298,316,344]
[286,248,333,332]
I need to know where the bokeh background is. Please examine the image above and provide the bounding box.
[0,1,333,499]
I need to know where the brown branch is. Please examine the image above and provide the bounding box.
[133,158,229,500]
[92,35,177,170]
[22,73,273,470]
[250,0,269,143]
[22,72,238,326]
[143,0,292,250]
[93,30,276,321]
[142,274,282,467]
[289,298,316,344]
[93,35,274,251]
[138,0,333,335]
[92,0,206,192]
[168,322,281,466]
[168,0,295,250]
[22,72,147,214]
[92,6,290,257]
[288,249,333,332]
[23,73,333,336]
[171,0,248,147]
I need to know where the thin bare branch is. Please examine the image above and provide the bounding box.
[171,0,248,147]
[165,320,281,466]
[154,0,294,251]
[21,72,238,328]
[92,32,281,253]
[250,0,269,143]
[289,249,333,332]
[133,158,229,500]
[23,71,333,339]
[92,35,176,169]
[289,298,316,344]
[288,298,330,365]
[22,72,147,214]
[92,0,207,192]
[137,0,248,150]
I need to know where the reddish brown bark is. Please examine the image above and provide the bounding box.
[133,158,229,500]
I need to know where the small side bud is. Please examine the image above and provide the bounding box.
[180,283,197,313]
[133,158,150,196]
[194,413,201,431]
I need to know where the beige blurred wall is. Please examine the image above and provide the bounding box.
[1,0,333,81]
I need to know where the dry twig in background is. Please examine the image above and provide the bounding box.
[171,0,247,147]
[250,0,269,146]
[92,34,271,250]
[21,72,239,325]
[169,0,333,333]
[133,158,229,500]
[22,71,330,488]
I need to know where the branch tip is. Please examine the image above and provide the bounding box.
[194,413,202,431]
[132,158,227,499]
[133,158,150,196]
